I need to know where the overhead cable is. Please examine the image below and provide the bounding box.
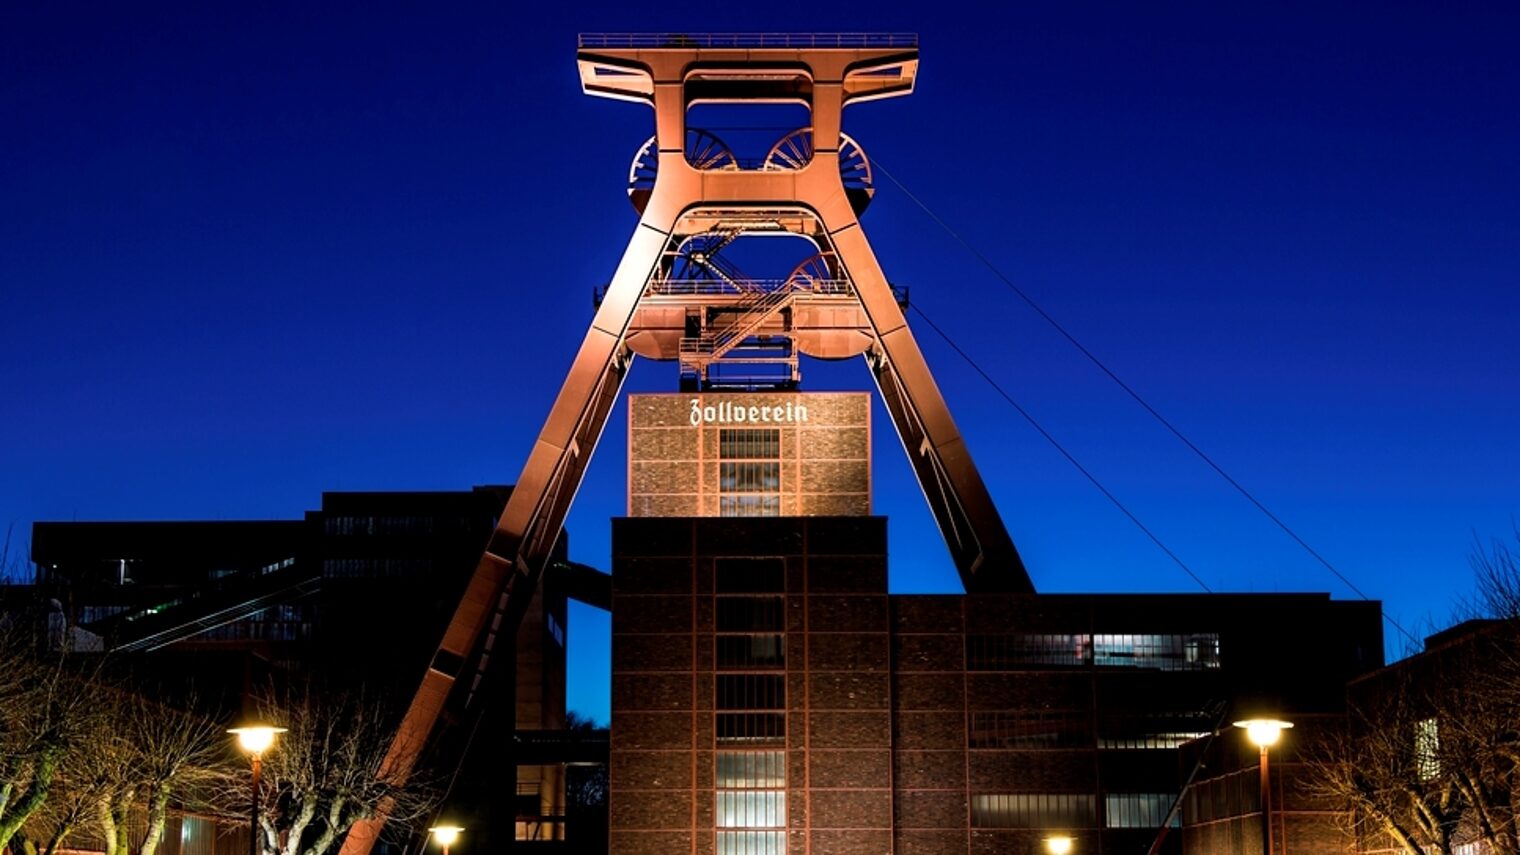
[874,159,1418,647]
[910,305,1214,594]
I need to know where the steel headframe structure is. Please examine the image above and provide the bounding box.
[340,34,1033,854]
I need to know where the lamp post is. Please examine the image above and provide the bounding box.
[1044,834,1074,854]
[1235,718,1293,855]
[229,725,286,855]
[429,825,464,855]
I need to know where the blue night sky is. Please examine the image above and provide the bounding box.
[4,3,1518,723]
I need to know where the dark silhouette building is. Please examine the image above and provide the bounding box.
[22,486,599,853]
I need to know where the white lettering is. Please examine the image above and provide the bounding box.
[685,398,813,425]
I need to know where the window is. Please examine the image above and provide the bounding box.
[717,751,786,788]
[716,830,784,854]
[716,597,784,632]
[717,675,785,709]
[971,793,1095,828]
[970,710,1090,749]
[967,634,1091,669]
[1416,717,1440,781]
[718,634,784,668]
[719,428,781,518]
[1092,634,1220,671]
[716,712,786,743]
[1105,793,1179,828]
[720,429,780,458]
[714,558,786,848]
[966,633,1221,671]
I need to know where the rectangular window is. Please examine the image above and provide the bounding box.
[1092,634,1220,671]
[716,750,786,852]
[719,428,781,518]
[716,597,785,632]
[719,495,781,517]
[717,751,786,789]
[713,555,786,849]
[967,634,1092,669]
[720,462,780,492]
[720,429,780,458]
[970,793,1095,829]
[716,792,786,828]
[717,674,785,710]
[716,712,786,744]
[715,831,785,854]
[1416,717,1440,781]
[965,633,1221,671]
[717,634,785,668]
[1105,793,1179,828]
[969,710,1091,749]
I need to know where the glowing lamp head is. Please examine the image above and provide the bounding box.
[429,826,464,848]
[228,725,286,756]
[1044,835,1074,854]
[1234,718,1293,748]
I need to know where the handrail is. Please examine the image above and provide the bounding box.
[579,33,917,49]
[648,279,852,296]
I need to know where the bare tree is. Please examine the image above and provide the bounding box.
[0,633,102,852]
[80,691,226,855]
[1469,524,1520,620]
[217,685,437,855]
[1309,672,1464,855]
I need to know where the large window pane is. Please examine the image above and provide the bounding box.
[716,831,785,854]
[717,751,786,789]
[971,793,1095,828]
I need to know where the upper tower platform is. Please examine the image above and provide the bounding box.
[576,33,919,106]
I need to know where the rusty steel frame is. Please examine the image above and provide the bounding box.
[340,38,1029,855]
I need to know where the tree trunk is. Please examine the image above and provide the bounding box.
[140,784,172,855]
[0,754,58,851]
[97,793,119,855]
[43,821,74,855]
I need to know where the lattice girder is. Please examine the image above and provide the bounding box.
[340,39,1024,855]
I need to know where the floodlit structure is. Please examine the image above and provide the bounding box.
[343,33,1033,854]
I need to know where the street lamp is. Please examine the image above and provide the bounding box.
[1044,835,1074,854]
[429,825,464,855]
[229,725,286,855]
[1235,718,1293,855]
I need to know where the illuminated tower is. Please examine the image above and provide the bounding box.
[343,34,1032,854]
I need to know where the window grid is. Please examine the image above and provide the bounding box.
[966,633,1222,671]
[714,560,786,851]
[718,428,782,518]
[1105,793,1180,828]
[720,461,780,492]
[1416,717,1440,781]
[969,710,1091,749]
[719,429,781,459]
[970,793,1096,829]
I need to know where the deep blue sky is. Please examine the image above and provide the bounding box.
[4,3,1518,723]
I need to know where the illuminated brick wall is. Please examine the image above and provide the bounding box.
[609,512,1385,855]
[628,393,870,518]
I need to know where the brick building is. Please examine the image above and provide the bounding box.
[608,392,1385,855]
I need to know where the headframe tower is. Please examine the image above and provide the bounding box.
[342,34,1033,853]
